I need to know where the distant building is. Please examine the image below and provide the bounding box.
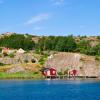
[17,48,25,54]
[68,69,78,77]
[42,67,57,78]
[48,54,53,59]
[2,47,16,54]
[8,49,16,55]
[2,32,14,36]
[2,47,9,54]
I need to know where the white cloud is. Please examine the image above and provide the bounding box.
[33,26,44,31]
[51,0,64,6]
[25,13,51,25]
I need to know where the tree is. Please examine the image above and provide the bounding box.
[77,40,90,54]
[38,37,46,51]
[93,43,100,56]
[65,35,77,52]
[55,35,76,52]
[55,37,67,51]
[0,34,35,50]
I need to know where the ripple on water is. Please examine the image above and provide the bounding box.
[0,80,100,100]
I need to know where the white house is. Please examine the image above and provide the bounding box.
[17,48,25,54]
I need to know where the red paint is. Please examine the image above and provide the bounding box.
[73,69,77,76]
[69,69,77,76]
[42,68,57,76]
[2,47,9,53]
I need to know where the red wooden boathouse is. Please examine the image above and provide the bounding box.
[42,67,57,78]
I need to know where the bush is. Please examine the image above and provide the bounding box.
[97,36,100,40]
[31,59,36,63]
[24,59,29,63]
[0,63,6,66]
[95,56,100,61]
[57,71,63,75]
[35,48,41,54]
[8,53,15,58]
[3,53,8,57]
[39,57,45,65]
[33,72,39,74]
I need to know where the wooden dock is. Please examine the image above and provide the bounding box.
[45,75,98,80]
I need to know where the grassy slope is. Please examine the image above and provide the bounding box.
[0,62,43,79]
[0,71,43,79]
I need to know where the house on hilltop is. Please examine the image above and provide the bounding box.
[2,47,9,54]
[2,47,16,54]
[17,48,25,54]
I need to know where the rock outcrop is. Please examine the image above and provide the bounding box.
[0,53,37,64]
[6,65,26,73]
[44,52,100,77]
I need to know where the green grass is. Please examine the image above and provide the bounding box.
[0,71,43,79]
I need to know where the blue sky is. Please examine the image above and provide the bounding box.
[0,0,100,36]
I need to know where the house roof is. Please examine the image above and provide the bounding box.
[17,48,25,53]
[41,67,56,72]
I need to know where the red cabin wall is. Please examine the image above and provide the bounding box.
[43,68,56,76]
[50,69,56,76]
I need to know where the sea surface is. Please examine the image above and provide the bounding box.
[0,79,100,100]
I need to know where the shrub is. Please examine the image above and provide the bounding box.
[0,63,6,66]
[97,36,100,40]
[8,53,15,58]
[39,57,45,65]
[57,71,63,75]
[35,48,41,54]
[31,59,36,63]
[3,53,8,57]
[33,72,39,74]
[24,59,29,63]
[95,56,100,61]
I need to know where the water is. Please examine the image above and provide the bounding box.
[0,80,100,100]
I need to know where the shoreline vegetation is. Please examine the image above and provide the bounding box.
[0,33,99,80]
[0,71,99,80]
[0,72,43,80]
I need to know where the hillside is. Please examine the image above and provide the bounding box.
[0,32,99,79]
[0,32,100,55]
[45,52,100,77]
